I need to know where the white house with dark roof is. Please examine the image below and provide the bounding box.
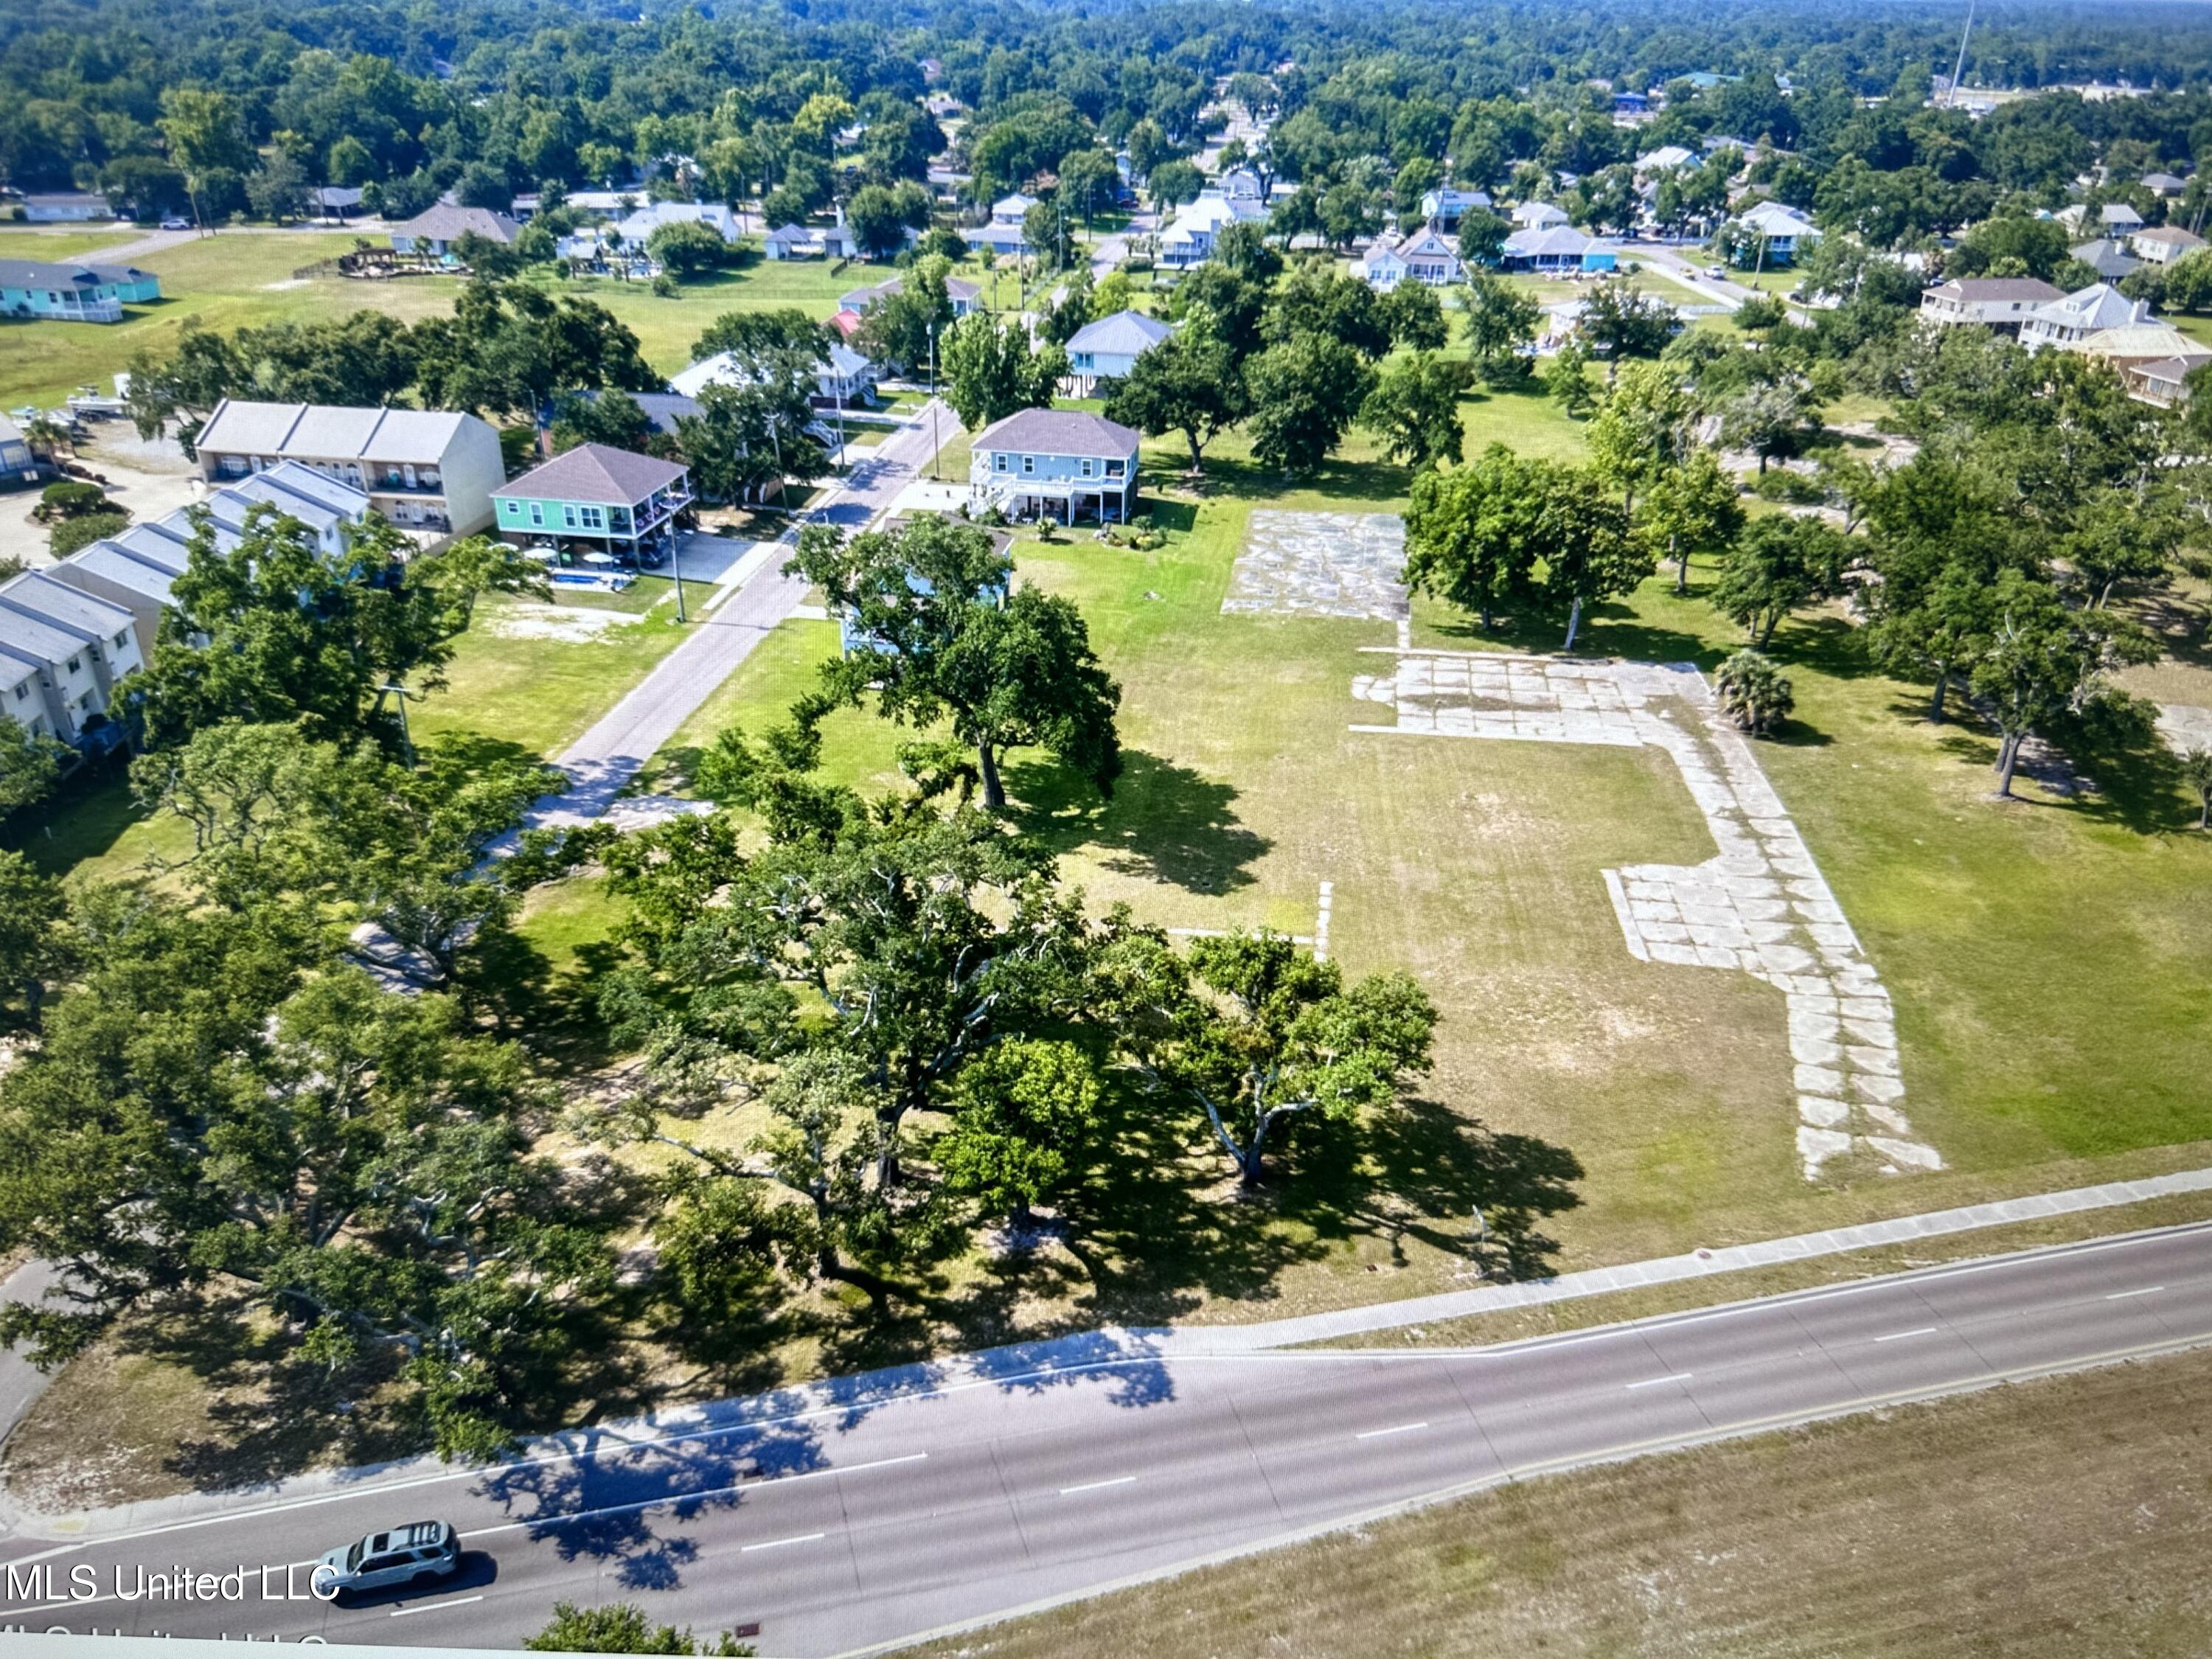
[970,408,1140,524]
[1919,277,2065,335]
[2019,282,2149,352]
[193,400,504,538]
[2143,172,2190,198]
[764,223,818,260]
[1500,225,1616,274]
[389,204,522,257]
[1063,309,1173,392]
[2129,224,2208,266]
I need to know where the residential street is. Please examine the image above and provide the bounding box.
[509,399,956,831]
[1,1222,2205,1655]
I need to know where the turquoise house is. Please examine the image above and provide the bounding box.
[492,442,693,566]
[0,258,161,323]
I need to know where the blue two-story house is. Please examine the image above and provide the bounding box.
[969,408,1140,524]
[1063,310,1173,394]
[0,258,161,323]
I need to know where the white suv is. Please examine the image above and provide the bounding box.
[313,1521,462,1597]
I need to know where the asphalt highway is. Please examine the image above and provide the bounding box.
[3,1222,2208,1655]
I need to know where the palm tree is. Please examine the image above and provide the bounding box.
[1715,648,1794,737]
[21,416,69,462]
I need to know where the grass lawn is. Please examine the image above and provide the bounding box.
[0,234,1001,411]
[604,403,2212,1321]
[898,1344,2212,1659]
[0,228,141,262]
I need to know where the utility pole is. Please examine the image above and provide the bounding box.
[1946,0,1977,108]
[669,512,687,623]
[928,321,942,481]
[380,681,418,767]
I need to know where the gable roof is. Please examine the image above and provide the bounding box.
[500,442,688,505]
[2028,282,2147,332]
[0,258,157,292]
[1397,224,1460,261]
[392,204,521,245]
[2071,322,2207,361]
[1738,200,1821,237]
[1506,225,1597,257]
[1065,309,1173,357]
[1511,201,1570,227]
[195,400,479,463]
[973,408,1139,456]
[2133,224,2207,251]
[2069,237,2142,277]
[61,543,178,608]
[1928,277,2065,303]
[0,571,136,641]
[764,223,814,245]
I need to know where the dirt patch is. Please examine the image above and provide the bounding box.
[482,603,631,643]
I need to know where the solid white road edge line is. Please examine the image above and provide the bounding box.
[21,1222,2212,1555]
[1874,1328,1939,1342]
[1354,1422,1428,1440]
[1624,1374,1692,1390]
[739,1533,824,1554]
[390,1595,484,1618]
[827,1324,2212,1659]
[1058,1476,1137,1496]
[2107,1286,2165,1299]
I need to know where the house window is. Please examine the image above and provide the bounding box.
[562,504,577,528]
[1080,458,1094,477]
[529,502,543,526]
[11,684,24,702]
[580,505,605,530]
[64,658,78,675]
[1021,455,1034,475]
[994,453,1008,472]
[114,631,127,649]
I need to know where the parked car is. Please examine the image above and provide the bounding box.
[312,1521,462,1597]
[159,216,191,230]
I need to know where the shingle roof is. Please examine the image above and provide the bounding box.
[973,408,1139,455]
[357,408,472,463]
[1931,278,2065,302]
[2073,322,2207,360]
[1065,309,1173,357]
[392,204,521,245]
[0,604,88,667]
[2070,237,2141,276]
[0,259,156,291]
[499,442,689,505]
[2028,282,2146,332]
[1506,226,1597,257]
[2133,224,2206,249]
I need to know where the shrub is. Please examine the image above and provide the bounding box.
[51,510,129,557]
[651,272,679,297]
[1714,648,1794,736]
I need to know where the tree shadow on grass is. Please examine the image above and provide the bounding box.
[1427,597,1719,667]
[1165,453,1416,507]
[1004,748,1271,897]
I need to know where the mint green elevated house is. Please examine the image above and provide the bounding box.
[491,443,693,563]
